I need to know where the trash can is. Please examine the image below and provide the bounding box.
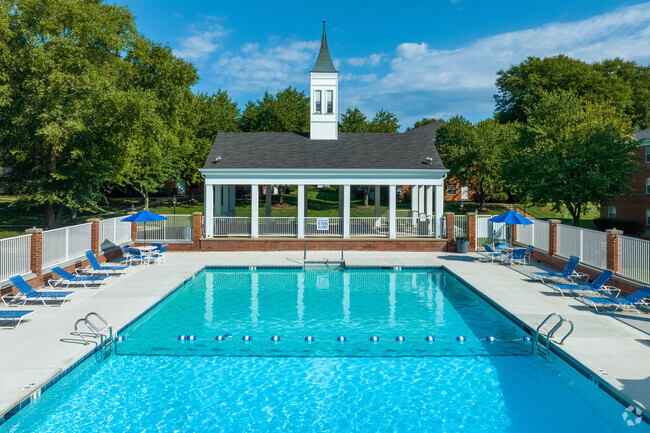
[456,237,468,253]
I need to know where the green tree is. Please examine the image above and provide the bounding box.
[367,109,400,133]
[407,117,444,131]
[240,87,309,133]
[435,116,516,209]
[339,107,368,132]
[506,91,637,225]
[495,55,634,126]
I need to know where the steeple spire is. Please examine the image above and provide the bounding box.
[312,20,337,73]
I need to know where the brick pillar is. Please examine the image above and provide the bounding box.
[88,218,100,254]
[606,229,622,273]
[445,212,455,251]
[128,211,137,242]
[25,228,43,277]
[548,219,560,257]
[192,212,202,251]
[467,212,476,252]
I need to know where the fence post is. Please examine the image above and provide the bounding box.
[25,228,43,277]
[548,219,560,257]
[445,212,455,251]
[88,218,100,254]
[467,212,476,252]
[128,211,137,242]
[606,229,622,273]
[192,212,202,251]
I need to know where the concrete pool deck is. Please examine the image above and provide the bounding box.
[0,251,649,422]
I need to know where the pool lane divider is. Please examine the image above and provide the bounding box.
[115,335,534,343]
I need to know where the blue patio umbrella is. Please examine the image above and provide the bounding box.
[489,210,532,245]
[121,210,167,242]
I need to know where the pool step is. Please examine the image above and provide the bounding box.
[71,312,114,359]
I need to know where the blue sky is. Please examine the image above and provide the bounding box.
[116,0,650,130]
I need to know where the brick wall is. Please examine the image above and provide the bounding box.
[201,238,450,252]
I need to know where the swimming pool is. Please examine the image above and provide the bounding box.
[1,267,648,432]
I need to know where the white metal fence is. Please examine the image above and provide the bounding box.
[305,217,342,237]
[42,223,92,268]
[213,217,250,237]
[137,215,193,242]
[453,215,468,239]
[259,217,297,237]
[99,216,132,250]
[582,229,607,269]
[557,224,582,259]
[619,235,650,283]
[395,216,433,237]
[350,217,388,237]
[0,234,31,283]
[534,220,549,252]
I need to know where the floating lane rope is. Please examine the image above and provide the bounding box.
[370,336,379,342]
[118,335,534,343]
[177,335,196,341]
[426,336,435,342]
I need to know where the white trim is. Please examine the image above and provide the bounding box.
[389,185,397,239]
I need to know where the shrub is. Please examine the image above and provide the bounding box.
[592,218,638,234]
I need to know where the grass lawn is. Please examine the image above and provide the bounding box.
[0,188,602,239]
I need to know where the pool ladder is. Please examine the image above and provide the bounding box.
[72,312,114,359]
[534,313,574,361]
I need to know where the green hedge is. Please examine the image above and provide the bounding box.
[592,217,638,234]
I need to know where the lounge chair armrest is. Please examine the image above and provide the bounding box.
[1,291,18,306]
[601,285,621,297]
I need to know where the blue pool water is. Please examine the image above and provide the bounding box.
[1,268,648,432]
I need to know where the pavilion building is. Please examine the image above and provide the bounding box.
[200,22,449,247]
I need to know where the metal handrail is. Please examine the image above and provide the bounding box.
[548,319,574,345]
[73,318,104,346]
[85,312,113,342]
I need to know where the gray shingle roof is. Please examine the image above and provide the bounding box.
[203,126,445,170]
[636,128,650,140]
[312,21,337,73]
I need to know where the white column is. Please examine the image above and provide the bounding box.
[374,185,381,218]
[204,183,214,237]
[222,185,230,216]
[418,185,425,216]
[426,185,434,236]
[251,184,259,238]
[389,185,396,239]
[265,185,272,217]
[411,185,418,224]
[297,185,305,238]
[214,185,222,217]
[229,185,236,216]
[343,184,350,239]
[435,185,444,238]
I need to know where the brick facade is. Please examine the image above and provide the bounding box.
[200,238,450,252]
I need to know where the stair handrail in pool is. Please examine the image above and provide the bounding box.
[302,242,346,270]
[71,312,114,358]
[535,313,575,360]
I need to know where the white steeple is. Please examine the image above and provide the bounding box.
[310,20,338,140]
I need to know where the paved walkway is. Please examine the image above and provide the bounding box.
[0,251,649,420]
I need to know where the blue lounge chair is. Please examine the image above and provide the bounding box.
[4,276,74,306]
[583,286,650,314]
[482,244,502,263]
[532,256,586,284]
[83,250,127,275]
[551,270,618,298]
[0,310,35,329]
[49,266,110,289]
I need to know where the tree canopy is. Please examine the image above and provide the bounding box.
[240,87,309,133]
[505,91,638,225]
[495,55,650,130]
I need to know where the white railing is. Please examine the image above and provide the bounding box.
[0,234,31,283]
[137,215,193,242]
[582,228,607,269]
[475,215,506,248]
[42,223,92,268]
[213,217,250,237]
[619,236,650,283]
[533,220,549,252]
[99,216,132,250]
[557,224,582,259]
[395,216,433,237]
[453,215,468,239]
[350,217,388,237]
[515,221,533,246]
[305,217,342,237]
[258,217,297,237]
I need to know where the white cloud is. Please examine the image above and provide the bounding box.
[346,54,384,67]
[174,18,229,61]
[213,39,320,93]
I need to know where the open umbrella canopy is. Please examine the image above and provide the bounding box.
[489,210,532,225]
[121,210,167,222]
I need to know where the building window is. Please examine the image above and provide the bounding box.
[447,184,456,195]
[647,209,650,226]
[326,90,333,114]
[608,205,616,219]
[647,177,650,194]
[313,90,322,114]
[646,147,650,163]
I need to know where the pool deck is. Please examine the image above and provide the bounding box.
[0,251,649,422]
